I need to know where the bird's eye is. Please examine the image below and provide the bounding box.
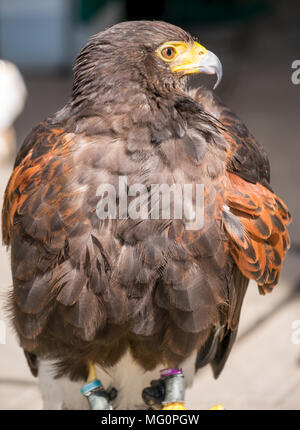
[161,46,176,61]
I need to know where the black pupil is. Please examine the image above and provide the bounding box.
[166,48,172,56]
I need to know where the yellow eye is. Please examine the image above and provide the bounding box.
[161,46,177,61]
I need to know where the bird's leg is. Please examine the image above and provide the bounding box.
[80,363,117,410]
[87,363,97,383]
[160,368,186,410]
[142,368,186,410]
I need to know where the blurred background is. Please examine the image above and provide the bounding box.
[0,0,299,409]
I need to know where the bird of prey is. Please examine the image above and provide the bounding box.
[2,21,291,410]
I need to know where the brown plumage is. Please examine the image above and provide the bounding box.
[2,21,290,402]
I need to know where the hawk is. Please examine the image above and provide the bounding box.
[2,21,291,409]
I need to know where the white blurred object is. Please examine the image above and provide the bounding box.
[0,60,27,162]
[0,60,27,130]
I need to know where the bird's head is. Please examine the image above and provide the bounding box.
[72,21,222,105]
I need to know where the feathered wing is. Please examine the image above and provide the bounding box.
[224,173,291,294]
[2,123,114,356]
[190,87,271,187]
[192,86,291,292]
[191,87,291,376]
[196,265,248,377]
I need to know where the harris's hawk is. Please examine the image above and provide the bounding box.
[2,21,291,409]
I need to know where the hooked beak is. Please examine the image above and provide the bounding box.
[171,42,223,89]
[196,50,223,89]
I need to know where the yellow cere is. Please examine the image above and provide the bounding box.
[156,41,208,74]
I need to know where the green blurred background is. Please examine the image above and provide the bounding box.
[0,0,271,72]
